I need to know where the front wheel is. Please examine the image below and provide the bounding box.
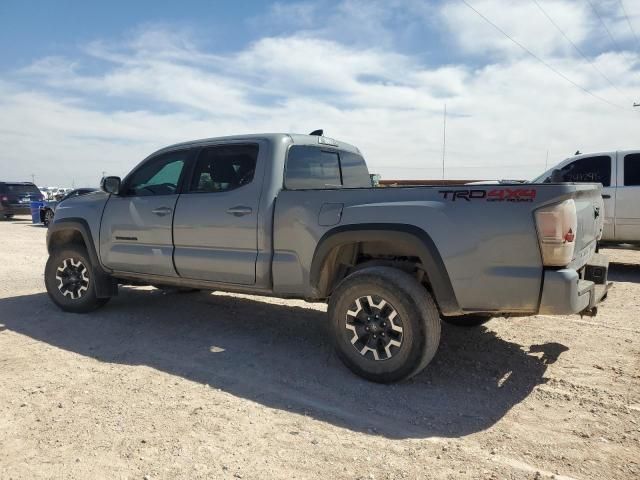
[45,246,109,313]
[328,266,441,383]
[43,209,54,227]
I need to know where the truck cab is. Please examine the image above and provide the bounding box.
[534,151,640,243]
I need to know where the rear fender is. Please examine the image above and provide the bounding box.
[310,223,461,315]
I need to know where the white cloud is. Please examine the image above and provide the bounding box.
[1,1,639,187]
[441,0,592,59]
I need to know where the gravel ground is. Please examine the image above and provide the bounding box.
[0,217,638,480]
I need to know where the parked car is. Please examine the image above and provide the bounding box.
[0,182,44,219]
[40,188,98,226]
[44,132,609,383]
[534,150,640,244]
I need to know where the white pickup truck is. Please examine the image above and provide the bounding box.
[534,150,640,244]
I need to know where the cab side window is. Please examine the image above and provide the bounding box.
[559,156,611,186]
[189,144,258,193]
[340,150,371,188]
[624,154,640,186]
[285,146,341,189]
[125,151,188,196]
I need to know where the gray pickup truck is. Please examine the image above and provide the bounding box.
[45,132,610,383]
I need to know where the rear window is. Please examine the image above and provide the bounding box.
[190,144,258,193]
[3,183,41,195]
[284,146,371,190]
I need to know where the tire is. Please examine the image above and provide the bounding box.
[328,266,441,383]
[442,314,492,327]
[45,246,109,313]
[43,209,54,227]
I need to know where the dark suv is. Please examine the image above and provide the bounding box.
[0,182,44,219]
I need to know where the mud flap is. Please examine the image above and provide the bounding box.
[94,267,118,298]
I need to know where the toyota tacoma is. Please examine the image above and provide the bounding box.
[45,132,610,383]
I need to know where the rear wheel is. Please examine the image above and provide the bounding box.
[442,314,493,327]
[45,246,109,313]
[328,266,441,383]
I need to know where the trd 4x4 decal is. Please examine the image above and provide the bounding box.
[439,189,537,202]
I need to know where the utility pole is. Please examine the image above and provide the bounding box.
[31,173,35,184]
[442,104,447,180]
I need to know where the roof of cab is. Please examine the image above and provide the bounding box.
[154,133,361,156]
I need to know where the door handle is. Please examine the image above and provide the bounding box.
[152,206,173,216]
[226,206,252,217]
[602,194,611,199]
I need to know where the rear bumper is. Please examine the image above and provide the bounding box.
[538,253,610,316]
[0,205,31,215]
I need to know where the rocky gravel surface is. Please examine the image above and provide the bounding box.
[0,217,638,479]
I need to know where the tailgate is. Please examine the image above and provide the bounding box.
[572,184,604,268]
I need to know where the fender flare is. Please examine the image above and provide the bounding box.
[47,218,101,267]
[310,223,460,315]
[46,218,117,298]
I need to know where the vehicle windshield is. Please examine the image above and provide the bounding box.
[60,188,96,201]
[531,162,568,183]
[531,171,550,183]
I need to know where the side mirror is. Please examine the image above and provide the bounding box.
[101,176,121,195]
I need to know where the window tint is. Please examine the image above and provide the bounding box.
[340,151,371,188]
[285,146,341,189]
[558,155,611,186]
[189,144,258,193]
[624,154,640,186]
[125,151,188,196]
[4,184,40,195]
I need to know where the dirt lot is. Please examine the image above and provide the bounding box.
[0,217,638,480]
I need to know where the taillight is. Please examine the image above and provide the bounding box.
[1,196,7,202]
[535,199,578,266]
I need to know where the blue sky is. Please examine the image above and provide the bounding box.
[1,0,639,186]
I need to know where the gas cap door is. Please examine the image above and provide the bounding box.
[318,203,343,226]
